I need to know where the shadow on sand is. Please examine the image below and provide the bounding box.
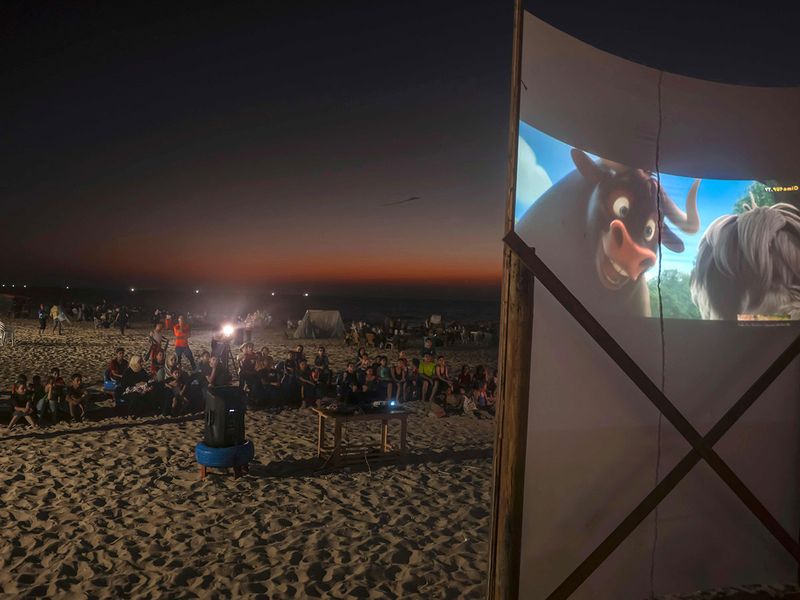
[0,413,203,443]
[248,446,493,479]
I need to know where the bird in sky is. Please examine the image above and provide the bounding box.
[382,196,421,207]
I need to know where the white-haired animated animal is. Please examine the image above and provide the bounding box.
[691,202,800,320]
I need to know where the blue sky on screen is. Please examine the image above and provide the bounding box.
[516,120,754,274]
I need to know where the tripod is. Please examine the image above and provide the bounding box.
[211,337,238,379]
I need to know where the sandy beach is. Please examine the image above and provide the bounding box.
[0,320,497,599]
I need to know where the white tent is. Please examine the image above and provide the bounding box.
[292,309,346,339]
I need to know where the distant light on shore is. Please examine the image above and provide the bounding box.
[271,292,275,296]
[195,289,200,294]
[66,285,70,290]
[303,292,309,297]
[130,287,135,292]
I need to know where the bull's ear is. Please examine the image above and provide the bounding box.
[571,149,604,183]
[661,223,684,252]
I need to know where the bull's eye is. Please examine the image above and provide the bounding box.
[643,219,656,242]
[612,196,630,218]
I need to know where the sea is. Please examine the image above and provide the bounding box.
[3,288,500,327]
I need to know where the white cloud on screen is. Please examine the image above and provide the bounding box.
[515,136,552,221]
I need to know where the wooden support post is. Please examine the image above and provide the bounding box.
[488,1,531,598]
[317,412,325,456]
[381,419,389,452]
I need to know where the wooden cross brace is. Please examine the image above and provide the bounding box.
[503,231,800,600]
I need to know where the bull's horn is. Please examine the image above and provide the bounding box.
[661,178,700,234]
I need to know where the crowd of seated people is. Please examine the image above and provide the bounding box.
[5,332,498,429]
[6,369,88,429]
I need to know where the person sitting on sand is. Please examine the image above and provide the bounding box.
[107,348,128,385]
[119,355,152,415]
[29,375,50,423]
[296,359,315,408]
[472,365,487,392]
[461,387,481,418]
[408,358,421,402]
[66,373,88,422]
[457,365,472,389]
[392,357,408,403]
[8,380,36,430]
[432,355,452,400]
[163,367,189,416]
[486,368,498,402]
[362,367,379,403]
[299,367,323,409]
[314,346,331,385]
[44,368,66,423]
[418,352,436,402]
[294,345,306,364]
[238,343,258,395]
[377,356,393,401]
[196,350,212,380]
[356,346,368,364]
[254,356,281,406]
[150,349,166,378]
[205,356,231,388]
[474,381,495,416]
[337,362,359,403]
[421,337,434,357]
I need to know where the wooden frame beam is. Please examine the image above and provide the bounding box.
[503,231,800,599]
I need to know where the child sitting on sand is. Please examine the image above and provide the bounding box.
[66,373,88,422]
[29,375,50,423]
[8,380,36,429]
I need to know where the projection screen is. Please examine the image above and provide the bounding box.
[514,12,800,599]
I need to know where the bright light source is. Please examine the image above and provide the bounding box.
[195,289,200,294]
[22,284,26,288]
[222,324,234,337]
[130,287,135,292]
[66,285,70,290]
[303,292,309,297]
[271,292,275,296]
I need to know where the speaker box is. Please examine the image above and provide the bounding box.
[203,385,246,448]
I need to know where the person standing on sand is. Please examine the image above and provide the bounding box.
[50,304,60,334]
[173,315,196,371]
[37,304,48,335]
[117,306,129,336]
[148,322,167,363]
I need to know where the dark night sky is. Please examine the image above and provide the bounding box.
[2,1,799,297]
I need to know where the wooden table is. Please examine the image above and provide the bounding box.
[312,408,409,466]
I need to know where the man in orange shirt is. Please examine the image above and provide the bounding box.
[173,315,196,371]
